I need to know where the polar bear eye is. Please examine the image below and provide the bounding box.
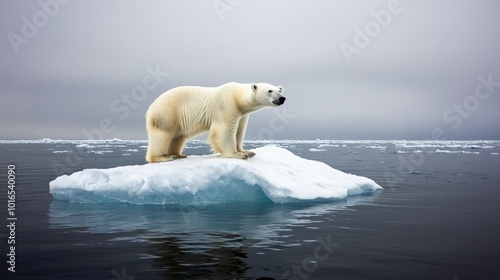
[268,90,273,93]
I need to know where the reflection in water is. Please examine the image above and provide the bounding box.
[146,232,247,279]
[48,194,379,276]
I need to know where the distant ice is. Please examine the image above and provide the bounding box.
[3,138,499,159]
[49,145,382,205]
[75,143,95,148]
[89,150,113,155]
[362,145,387,150]
[309,144,337,152]
[394,140,496,150]
[434,149,460,154]
[434,149,480,154]
[1,138,498,149]
[52,150,70,153]
[0,138,147,145]
[184,146,203,149]
[317,144,339,148]
[309,148,326,152]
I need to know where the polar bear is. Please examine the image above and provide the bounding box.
[145,82,286,163]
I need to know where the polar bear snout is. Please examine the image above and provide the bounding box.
[273,96,286,106]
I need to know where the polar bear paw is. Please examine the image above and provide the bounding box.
[221,152,254,159]
[172,154,187,159]
[149,154,187,163]
[241,150,256,158]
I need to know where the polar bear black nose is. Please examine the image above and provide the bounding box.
[279,97,286,104]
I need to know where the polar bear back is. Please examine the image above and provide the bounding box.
[146,82,248,135]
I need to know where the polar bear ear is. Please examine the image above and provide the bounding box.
[278,86,284,93]
[251,84,258,92]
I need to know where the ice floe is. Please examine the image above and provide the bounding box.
[49,145,382,205]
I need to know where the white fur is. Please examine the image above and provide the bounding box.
[145,82,285,162]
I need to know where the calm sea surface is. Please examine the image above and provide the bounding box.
[0,139,499,280]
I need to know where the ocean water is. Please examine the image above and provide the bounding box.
[1,139,500,280]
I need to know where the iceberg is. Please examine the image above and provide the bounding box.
[49,145,382,204]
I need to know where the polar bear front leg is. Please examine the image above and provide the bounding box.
[235,115,255,158]
[209,122,249,159]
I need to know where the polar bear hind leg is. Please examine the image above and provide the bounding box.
[169,136,187,159]
[146,128,181,163]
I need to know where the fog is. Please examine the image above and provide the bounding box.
[1,0,499,140]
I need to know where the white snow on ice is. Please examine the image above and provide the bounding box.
[49,145,382,205]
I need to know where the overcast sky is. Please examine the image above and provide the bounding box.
[1,0,499,140]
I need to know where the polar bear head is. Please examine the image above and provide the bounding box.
[251,83,286,107]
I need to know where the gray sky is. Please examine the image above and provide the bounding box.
[1,0,499,140]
